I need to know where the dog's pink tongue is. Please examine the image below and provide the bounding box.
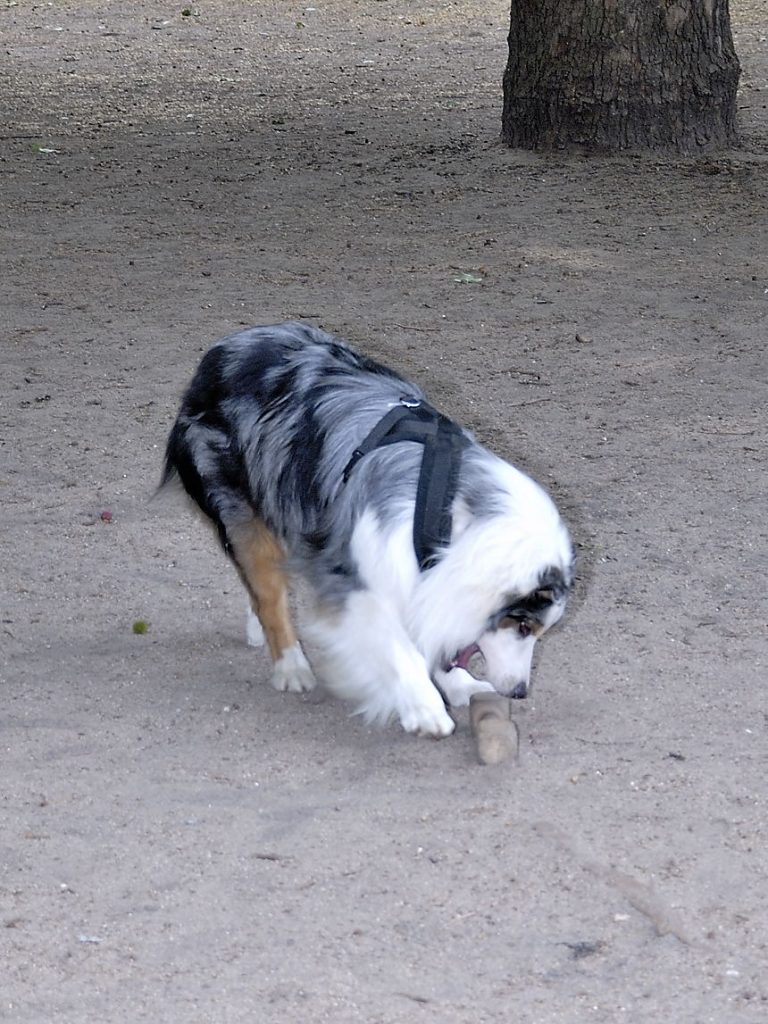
[453,643,480,670]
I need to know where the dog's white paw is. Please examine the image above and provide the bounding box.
[399,699,455,739]
[271,643,317,693]
[434,667,495,708]
[246,608,265,648]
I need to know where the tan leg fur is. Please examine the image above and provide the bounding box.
[229,519,297,662]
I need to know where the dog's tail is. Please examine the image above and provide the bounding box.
[154,417,236,562]
[150,425,184,503]
[157,450,178,491]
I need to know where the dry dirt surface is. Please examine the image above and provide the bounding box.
[2,2,767,1021]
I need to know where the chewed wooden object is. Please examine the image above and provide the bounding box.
[469,692,520,765]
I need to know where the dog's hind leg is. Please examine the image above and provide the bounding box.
[246,606,266,648]
[228,520,316,693]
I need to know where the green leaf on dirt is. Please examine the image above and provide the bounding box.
[132,619,150,635]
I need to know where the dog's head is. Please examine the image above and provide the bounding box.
[460,565,572,698]
[428,460,574,698]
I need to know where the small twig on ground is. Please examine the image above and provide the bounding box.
[389,323,441,333]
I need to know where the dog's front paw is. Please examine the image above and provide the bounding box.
[434,667,495,708]
[271,644,317,693]
[399,700,455,739]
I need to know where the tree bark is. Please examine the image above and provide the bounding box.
[502,0,740,154]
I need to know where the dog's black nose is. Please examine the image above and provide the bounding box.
[509,681,529,700]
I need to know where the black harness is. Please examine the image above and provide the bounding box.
[343,397,469,571]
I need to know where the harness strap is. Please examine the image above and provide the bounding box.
[342,398,468,571]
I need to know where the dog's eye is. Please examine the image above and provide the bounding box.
[498,616,532,638]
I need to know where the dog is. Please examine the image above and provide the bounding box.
[163,322,573,737]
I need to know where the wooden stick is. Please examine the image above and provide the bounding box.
[469,692,519,765]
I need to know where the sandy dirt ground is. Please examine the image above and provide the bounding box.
[2,2,767,1021]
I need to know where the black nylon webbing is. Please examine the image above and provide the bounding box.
[342,399,468,571]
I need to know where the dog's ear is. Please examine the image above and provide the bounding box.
[503,580,565,622]
[537,565,571,599]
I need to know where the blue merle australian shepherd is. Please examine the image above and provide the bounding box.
[163,322,573,738]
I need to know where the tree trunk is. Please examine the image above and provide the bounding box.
[501,0,740,154]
